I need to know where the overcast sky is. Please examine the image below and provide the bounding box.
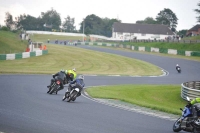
[0,0,199,31]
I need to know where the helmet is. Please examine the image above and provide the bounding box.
[60,69,65,73]
[72,68,76,72]
[176,64,179,66]
[78,75,84,80]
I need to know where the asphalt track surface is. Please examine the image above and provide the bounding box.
[0,45,200,133]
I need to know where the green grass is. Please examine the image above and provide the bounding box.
[30,34,89,42]
[0,44,162,76]
[86,84,187,115]
[0,31,27,54]
[183,35,200,40]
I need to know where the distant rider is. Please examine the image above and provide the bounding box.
[67,75,85,97]
[47,70,66,91]
[65,68,77,83]
[176,64,181,71]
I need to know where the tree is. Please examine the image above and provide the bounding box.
[177,30,187,36]
[136,17,157,24]
[103,18,121,37]
[80,14,105,35]
[194,2,200,22]
[4,12,14,30]
[41,8,61,31]
[15,14,37,30]
[79,14,121,37]
[62,15,76,32]
[156,8,178,32]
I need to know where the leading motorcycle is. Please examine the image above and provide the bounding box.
[173,97,200,133]
[47,77,62,94]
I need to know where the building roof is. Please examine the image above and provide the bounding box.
[113,22,174,35]
[188,24,200,31]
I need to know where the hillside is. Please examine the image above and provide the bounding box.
[0,31,27,54]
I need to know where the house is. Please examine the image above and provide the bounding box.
[186,24,200,36]
[112,22,175,40]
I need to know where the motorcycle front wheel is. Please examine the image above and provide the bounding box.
[62,92,69,101]
[173,117,182,132]
[67,91,77,102]
[49,85,58,94]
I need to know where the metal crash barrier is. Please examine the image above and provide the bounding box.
[181,81,200,100]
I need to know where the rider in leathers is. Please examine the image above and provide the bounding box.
[47,70,66,92]
[187,98,200,118]
[65,68,77,83]
[67,75,85,97]
[176,64,181,71]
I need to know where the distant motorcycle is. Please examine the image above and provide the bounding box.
[62,87,80,102]
[47,77,62,94]
[177,67,181,73]
[173,97,200,133]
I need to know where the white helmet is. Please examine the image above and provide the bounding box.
[72,68,76,72]
[60,69,65,73]
[78,75,84,80]
[176,64,179,66]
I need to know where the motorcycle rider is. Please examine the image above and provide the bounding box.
[65,68,77,83]
[187,98,200,118]
[176,64,181,71]
[47,70,66,92]
[67,75,85,97]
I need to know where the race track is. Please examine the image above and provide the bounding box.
[0,45,199,133]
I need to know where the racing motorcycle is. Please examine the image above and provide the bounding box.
[62,86,80,102]
[173,97,200,133]
[177,67,181,73]
[47,78,62,95]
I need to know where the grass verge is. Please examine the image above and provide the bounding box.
[0,44,162,76]
[86,84,187,115]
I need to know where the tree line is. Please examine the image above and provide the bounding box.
[1,2,200,37]
[2,8,121,37]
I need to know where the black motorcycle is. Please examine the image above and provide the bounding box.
[62,87,80,102]
[173,97,200,133]
[47,78,62,94]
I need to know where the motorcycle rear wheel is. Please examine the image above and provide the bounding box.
[173,118,182,132]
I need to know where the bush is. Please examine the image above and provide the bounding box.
[1,26,9,31]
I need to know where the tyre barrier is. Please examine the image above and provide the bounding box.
[181,81,200,100]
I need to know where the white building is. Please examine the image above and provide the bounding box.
[112,22,175,41]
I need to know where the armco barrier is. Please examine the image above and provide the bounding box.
[181,81,200,100]
[0,50,48,60]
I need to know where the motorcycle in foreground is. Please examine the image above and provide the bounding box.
[173,97,200,133]
[47,77,62,94]
[62,87,80,102]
